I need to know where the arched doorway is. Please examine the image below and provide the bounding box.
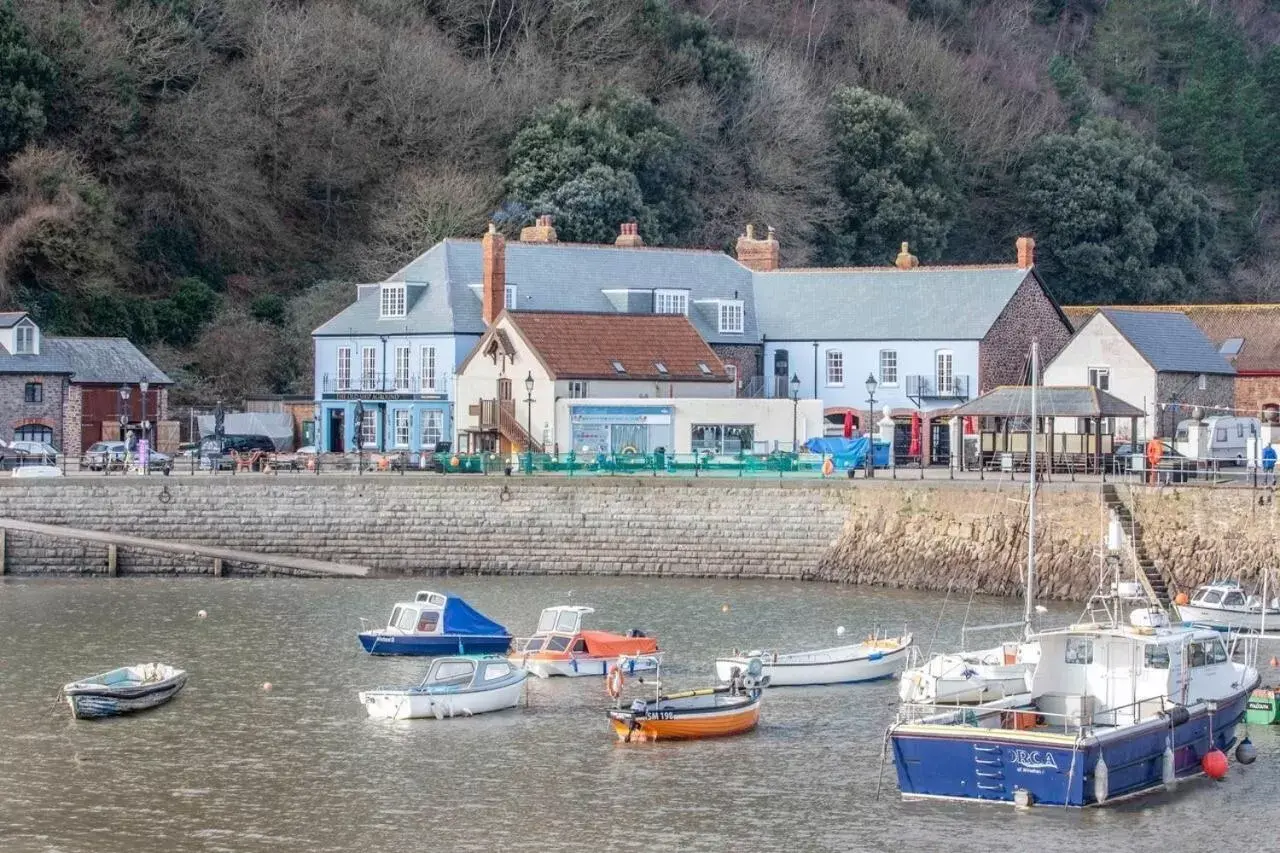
[14,424,54,445]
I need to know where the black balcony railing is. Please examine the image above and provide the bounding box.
[905,374,971,399]
[740,375,795,399]
[321,373,446,397]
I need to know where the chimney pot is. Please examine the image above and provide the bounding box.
[1016,236,1036,268]
[894,241,919,270]
[615,221,644,248]
[520,214,559,244]
[735,223,780,272]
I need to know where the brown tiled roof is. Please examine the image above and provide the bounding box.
[506,311,731,382]
[1065,304,1280,373]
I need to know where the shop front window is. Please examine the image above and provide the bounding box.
[691,424,754,454]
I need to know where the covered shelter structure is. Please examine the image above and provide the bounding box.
[949,385,1146,476]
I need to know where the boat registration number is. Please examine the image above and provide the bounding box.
[650,710,677,720]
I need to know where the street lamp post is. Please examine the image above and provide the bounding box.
[139,379,150,474]
[524,372,535,476]
[789,373,801,455]
[865,372,878,479]
[118,385,131,474]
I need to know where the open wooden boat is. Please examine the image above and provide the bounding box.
[62,663,187,719]
[359,656,527,720]
[716,633,913,686]
[608,656,766,742]
[511,605,659,678]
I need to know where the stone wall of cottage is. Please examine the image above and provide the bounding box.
[710,343,762,396]
[0,478,1267,601]
[978,274,1073,394]
[0,375,68,447]
[1233,376,1280,421]
[1152,372,1235,438]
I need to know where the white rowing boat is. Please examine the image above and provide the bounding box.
[715,634,913,686]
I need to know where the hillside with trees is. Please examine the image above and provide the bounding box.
[0,0,1277,401]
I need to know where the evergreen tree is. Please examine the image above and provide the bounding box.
[0,2,56,157]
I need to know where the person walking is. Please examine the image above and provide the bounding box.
[1263,443,1277,487]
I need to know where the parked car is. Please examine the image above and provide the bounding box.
[199,434,277,470]
[79,441,172,472]
[8,440,60,465]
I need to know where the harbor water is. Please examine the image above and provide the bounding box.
[2,575,1278,852]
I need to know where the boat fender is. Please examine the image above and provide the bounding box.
[1236,737,1257,765]
[1093,757,1109,805]
[606,667,625,699]
[1162,744,1177,792]
[1162,706,1191,727]
[868,651,883,662]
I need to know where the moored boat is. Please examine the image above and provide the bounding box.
[358,590,511,656]
[608,657,765,742]
[716,633,913,687]
[358,656,527,720]
[1175,579,1280,634]
[897,642,1038,705]
[511,605,659,678]
[62,663,187,719]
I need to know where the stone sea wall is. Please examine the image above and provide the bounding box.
[0,477,1270,600]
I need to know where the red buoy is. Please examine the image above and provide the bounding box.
[1202,749,1228,780]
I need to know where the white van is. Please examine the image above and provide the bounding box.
[1174,416,1260,464]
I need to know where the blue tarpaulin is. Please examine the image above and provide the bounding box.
[441,596,510,637]
[803,436,891,469]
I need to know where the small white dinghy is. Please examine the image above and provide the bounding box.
[715,633,913,687]
[63,663,187,719]
[359,656,527,720]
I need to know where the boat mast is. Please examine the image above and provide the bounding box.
[1024,341,1038,639]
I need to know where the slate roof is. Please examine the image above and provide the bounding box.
[0,335,171,384]
[752,267,1034,340]
[1094,309,1235,375]
[0,312,29,328]
[500,311,731,382]
[1065,304,1280,373]
[314,240,758,344]
[951,386,1146,418]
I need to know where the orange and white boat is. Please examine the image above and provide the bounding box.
[607,656,765,742]
[510,606,660,678]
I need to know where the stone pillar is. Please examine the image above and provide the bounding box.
[878,407,895,471]
[949,416,961,472]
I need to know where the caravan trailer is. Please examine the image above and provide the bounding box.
[1174,416,1260,464]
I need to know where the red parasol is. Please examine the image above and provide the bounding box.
[909,411,922,457]
[964,416,976,436]
[842,410,854,439]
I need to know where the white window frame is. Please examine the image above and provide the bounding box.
[337,347,351,391]
[826,349,844,386]
[393,409,411,447]
[936,350,954,395]
[360,409,378,448]
[421,346,437,392]
[361,347,377,391]
[1198,373,1207,391]
[379,284,406,318]
[394,346,410,391]
[420,409,443,448]
[879,349,898,386]
[718,300,744,334]
[568,380,588,399]
[15,324,34,354]
[654,289,689,316]
[1088,366,1110,391]
[505,285,518,310]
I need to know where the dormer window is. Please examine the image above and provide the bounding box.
[654,362,668,375]
[718,300,744,334]
[15,323,35,354]
[612,360,626,374]
[697,362,712,375]
[654,289,688,316]
[380,284,406,318]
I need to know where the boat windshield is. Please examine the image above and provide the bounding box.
[394,607,418,632]
[479,661,514,682]
[429,659,476,687]
[416,610,440,633]
[388,605,403,629]
[555,611,580,633]
[536,610,558,633]
[545,635,572,652]
[1222,591,1246,608]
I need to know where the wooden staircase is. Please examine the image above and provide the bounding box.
[1102,484,1172,607]
[496,399,543,453]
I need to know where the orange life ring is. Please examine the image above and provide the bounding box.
[305,457,316,471]
[605,665,624,699]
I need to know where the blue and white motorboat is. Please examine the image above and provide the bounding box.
[358,656,527,720]
[62,663,187,719]
[358,590,511,656]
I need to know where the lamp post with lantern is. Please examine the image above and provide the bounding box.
[790,373,801,456]
[865,372,878,479]
[139,379,150,473]
[524,371,535,475]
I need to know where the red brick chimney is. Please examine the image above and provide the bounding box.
[615,222,644,248]
[482,222,505,325]
[735,224,780,272]
[1016,236,1035,268]
[519,214,558,244]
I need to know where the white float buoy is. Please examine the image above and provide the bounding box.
[1035,605,1048,614]
[262,682,273,692]
[836,626,846,637]
[197,609,208,619]
[721,603,729,613]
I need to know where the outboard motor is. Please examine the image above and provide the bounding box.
[627,629,647,638]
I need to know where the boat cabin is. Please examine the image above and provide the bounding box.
[421,657,518,690]
[1028,612,1236,729]
[520,606,596,654]
[1188,580,1275,612]
[384,591,449,635]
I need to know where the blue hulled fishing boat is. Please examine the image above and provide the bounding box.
[358,590,511,656]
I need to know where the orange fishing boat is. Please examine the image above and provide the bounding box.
[511,606,659,678]
[607,657,765,742]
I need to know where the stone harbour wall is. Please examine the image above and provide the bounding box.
[0,477,1271,600]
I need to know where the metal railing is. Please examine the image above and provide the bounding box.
[738,375,793,399]
[319,373,445,396]
[905,374,971,399]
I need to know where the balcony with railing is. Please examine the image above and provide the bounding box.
[905,374,971,400]
[320,372,447,398]
[739,375,795,399]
